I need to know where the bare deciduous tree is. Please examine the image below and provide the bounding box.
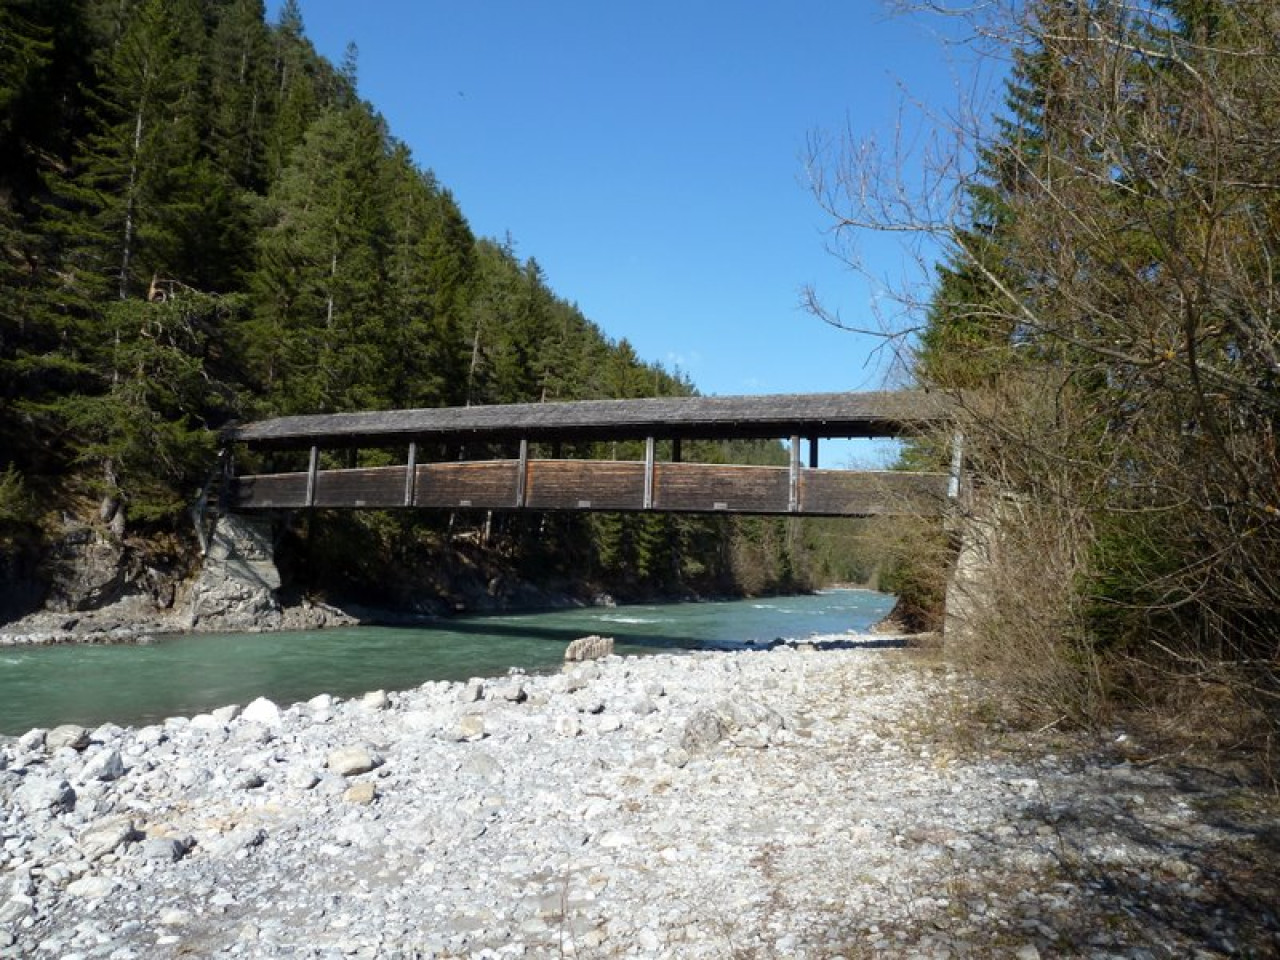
[811,0,1280,760]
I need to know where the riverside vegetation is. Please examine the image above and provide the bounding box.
[809,0,1280,780]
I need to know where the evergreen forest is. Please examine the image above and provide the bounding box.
[0,0,877,616]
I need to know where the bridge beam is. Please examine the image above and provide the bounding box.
[403,442,417,507]
[305,445,319,508]
[788,436,800,513]
[516,438,529,508]
[643,437,655,510]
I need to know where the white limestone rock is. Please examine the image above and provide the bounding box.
[360,689,390,711]
[80,748,125,782]
[455,714,486,741]
[46,724,90,752]
[78,816,137,862]
[564,634,615,662]
[240,697,282,726]
[17,728,45,752]
[14,776,75,814]
[65,875,115,899]
[140,837,189,862]
[555,715,582,738]
[326,745,381,777]
[307,693,335,712]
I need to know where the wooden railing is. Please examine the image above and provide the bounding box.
[230,458,952,517]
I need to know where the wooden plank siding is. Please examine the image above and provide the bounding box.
[654,463,790,513]
[414,462,520,510]
[524,460,646,511]
[802,469,950,517]
[313,467,407,508]
[231,472,310,509]
[229,461,952,517]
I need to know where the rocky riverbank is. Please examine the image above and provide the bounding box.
[0,513,620,647]
[2,639,1277,958]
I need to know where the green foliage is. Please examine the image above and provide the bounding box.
[1084,511,1187,652]
[54,293,241,523]
[0,466,35,534]
[247,105,393,414]
[0,0,854,606]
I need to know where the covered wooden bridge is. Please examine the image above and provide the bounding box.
[223,390,959,518]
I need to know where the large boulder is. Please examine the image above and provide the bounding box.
[79,748,125,782]
[326,744,381,777]
[14,777,76,815]
[78,816,139,861]
[680,696,787,754]
[46,725,90,752]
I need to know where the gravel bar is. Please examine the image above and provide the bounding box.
[2,639,1277,958]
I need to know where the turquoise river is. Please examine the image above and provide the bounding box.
[0,589,894,735]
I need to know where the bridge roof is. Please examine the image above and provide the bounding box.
[230,390,952,449]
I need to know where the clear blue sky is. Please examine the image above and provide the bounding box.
[270,2,975,460]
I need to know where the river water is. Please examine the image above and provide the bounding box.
[0,589,893,735]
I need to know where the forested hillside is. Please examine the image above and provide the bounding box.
[0,0,863,615]
[816,0,1280,766]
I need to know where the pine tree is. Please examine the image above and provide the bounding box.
[0,1,57,450]
[207,0,274,189]
[2,0,107,481]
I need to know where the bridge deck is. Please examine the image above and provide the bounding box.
[231,460,951,517]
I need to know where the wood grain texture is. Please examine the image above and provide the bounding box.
[231,390,955,449]
[414,462,520,509]
[525,460,645,510]
[230,460,953,517]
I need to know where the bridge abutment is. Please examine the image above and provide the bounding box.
[185,514,282,631]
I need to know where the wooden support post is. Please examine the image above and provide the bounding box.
[219,447,235,512]
[789,435,800,513]
[516,438,529,508]
[643,436,655,510]
[671,438,682,463]
[305,444,319,508]
[404,442,417,507]
[808,436,819,469]
[948,429,965,500]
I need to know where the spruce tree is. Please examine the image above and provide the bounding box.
[248,106,393,414]
[383,151,476,410]
[52,0,209,301]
